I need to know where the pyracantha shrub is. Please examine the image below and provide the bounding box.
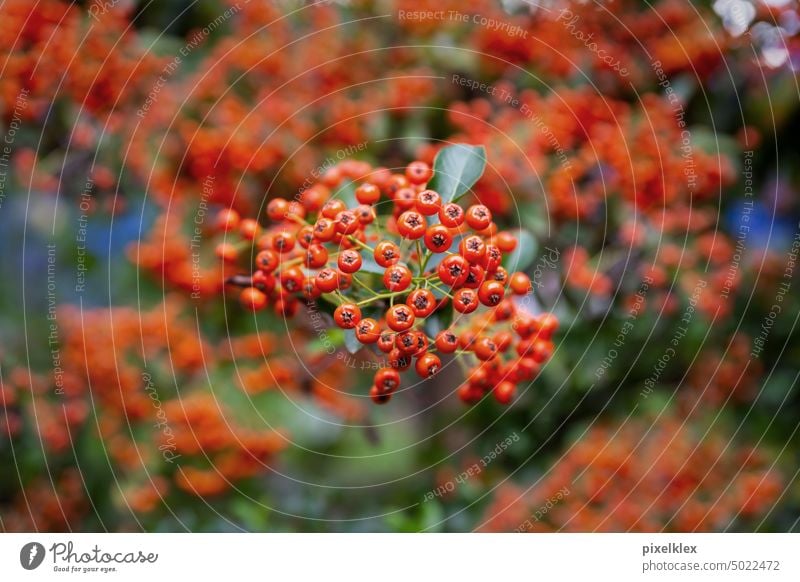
[220,146,558,406]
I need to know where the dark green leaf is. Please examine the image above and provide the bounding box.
[428,144,487,203]
[344,329,361,354]
[502,229,537,272]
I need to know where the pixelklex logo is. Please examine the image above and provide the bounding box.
[20,542,46,570]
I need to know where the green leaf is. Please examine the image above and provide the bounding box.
[335,179,357,208]
[358,253,384,275]
[344,329,361,354]
[428,144,487,203]
[502,229,537,272]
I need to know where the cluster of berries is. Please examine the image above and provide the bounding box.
[219,153,558,406]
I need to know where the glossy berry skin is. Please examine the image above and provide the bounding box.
[388,348,412,370]
[464,263,486,289]
[313,217,336,242]
[302,276,320,299]
[280,267,304,293]
[438,255,470,288]
[424,225,453,253]
[509,272,531,295]
[355,183,380,204]
[482,245,502,272]
[239,218,260,240]
[304,244,328,269]
[335,210,359,235]
[374,241,401,267]
[297,225,315,248]
[370,385,392,404]
[395,331,419,354]
[377,331,395,353]
[321,199,346,219]
[272,230,296,253]
[491,266,509,285]
[406,288,436,317]
[383,264,413,292]
[386,304,415,332]
[338,249,362,274]
[216,208,240,232]
[538,313,559,339]
[438,203,465,228]
[495,231,518,252]
[478,280,505,307]
[393,188,416,211]
[459,235,487,263]
[465,204,492,230]
[334,304,362,329]
[406,161,432,185]
[493,381,516,405]
[252,270,276,293]
[315,268,340,293]
[266,198,289,221]
[397,210,426,239]
[416,189,441,215]
[355,204,376,225]
[453,288,479,313]
[256,249,279,272]
[435,329,459,353]
[240,287,267,311]
[355,318,381,343]
[473,336,498,361]
[374,368,401,394]
[415,353,441,378]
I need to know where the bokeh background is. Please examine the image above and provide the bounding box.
[1,0,799,532]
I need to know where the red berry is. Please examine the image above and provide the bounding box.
[256,249,279,272]
[355,183,381,204]
[338,249,362,274]
[493,381,516,405]
[374,368,401,393]
[313,217,336,242]
[397,210,426,239]
[334,303,362,329]
[406,161,432,185]
[370,385,392,404]
[478,280,505,306]
[374,240,401,267]
[335,210,359,235]
[321,199,346,219]
[406,288,436,317]
[465,204,492,230]
[216,208,240,232]
[415,353,441,378]
[453,288,479,313]
[280,267,304,293]
[393,187,417,211]
[272,230,296,254]
[240,287,267,311]
[438,255,470,288]
[438,203,465,228]
[510,272,531,295]
[266,198,289,221]
[495,231,518,252]
[315,268,340,293]
[355,318,381,343]
[304,244,328,269]
[435,329,459,353]
[424,224,453,253]
[473,336,498,361]
[386,304,415,332]
[377,330,395,353]
[416,189,441,215]
[383,264,413,292]
[459,235,486,263]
